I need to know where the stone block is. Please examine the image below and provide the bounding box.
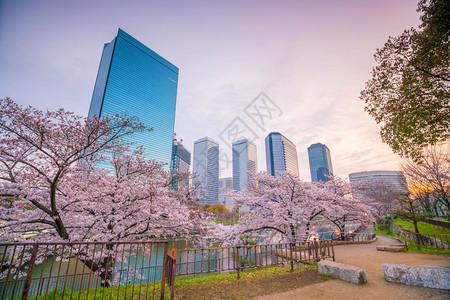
[383,264,450,290]
[376,245,405,252]
[318,260,367,284]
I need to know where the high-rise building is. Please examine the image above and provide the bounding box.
[88,28,178,166]
[219,177,234,209]
[232,139,258,191]
[308,143,334,182]
[193,137,219,205]
[265,132,299,177]
[349,170,408,196]
[171,137,191,188]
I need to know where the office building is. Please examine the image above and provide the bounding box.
[265,132,299,177]
[349,170,408,196]
[193,137,219,205]
[88,28,178,166]
[308,143,333,182]
[219,177,234,209]
[171,137,191,188]
[232,139,258,191]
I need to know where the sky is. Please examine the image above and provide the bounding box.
[0,0,422,181]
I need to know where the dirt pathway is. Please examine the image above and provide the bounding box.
[257,235,450,300]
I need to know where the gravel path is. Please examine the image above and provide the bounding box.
[257,235,450,300]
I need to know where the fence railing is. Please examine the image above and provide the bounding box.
[174,240,334,279]
[284,232,374,243]
[0,241,169,300]
[423,219,450,230]
[400,229,450,250]
[341,233,375,242]
[0,239,335,299]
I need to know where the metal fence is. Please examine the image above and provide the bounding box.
[284,232,374,243]
[0,241,169,300]
[341,233,375,242]
[0,239,335,299]
[174,240,335,279]
[400,229,450,250]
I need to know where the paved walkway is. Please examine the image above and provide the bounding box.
[258,235,450,300]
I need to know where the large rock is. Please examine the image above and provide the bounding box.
[318,260,367,284]
[376,245,405,252]
[383,264,450,290]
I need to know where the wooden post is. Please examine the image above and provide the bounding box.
[318,240,322,259]
[331,241,335,261]
[22,245,38,300]
[289,243,294,271]
[160,243,168,300]
[314,239,319,259]
[170,255,176,300]
[236,246,240,280]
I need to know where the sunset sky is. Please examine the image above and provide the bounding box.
[0,0,422,180]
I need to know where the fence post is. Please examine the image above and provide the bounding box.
[22,245,39,300]
[289,243,294,271]
[331,241,335,261]
[170,253,176,300]
[236,246,241,280]
[318,240,323,259]
[314,239,319,259]
[160,243,168,300]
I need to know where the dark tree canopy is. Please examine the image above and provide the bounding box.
[360,0,449,161]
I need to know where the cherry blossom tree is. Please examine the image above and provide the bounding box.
[0,98,209,285]
[320,177,373,240]
[352,180,402,224]
[0,97,150,240]
[230,172,321,242]
[213,172,373,244]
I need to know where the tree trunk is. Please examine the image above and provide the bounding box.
[80,244,116,288]
[340,227,346,241]
[413,221,421,250]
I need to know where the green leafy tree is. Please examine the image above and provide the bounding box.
[360,0,449,160]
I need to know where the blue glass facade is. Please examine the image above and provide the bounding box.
[307,143,333,182]
[193,137,219,205]
[88,29,178,166]
[171,138,191,188]
[232,139,257,191]
[265,132,299,177]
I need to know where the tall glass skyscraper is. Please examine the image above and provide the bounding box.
[88,28,178,166]
[308,143,333,182]
[219,177,233,209]
[232,139,257,191]
[193,137,219,205]
[265,132,299,177]
[171,137,191,188]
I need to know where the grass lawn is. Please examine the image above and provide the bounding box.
[394,218,450,235]
[404,244,450,255]
[23,264,324,300]
[373,228,392,235]
[392,218,450,256]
